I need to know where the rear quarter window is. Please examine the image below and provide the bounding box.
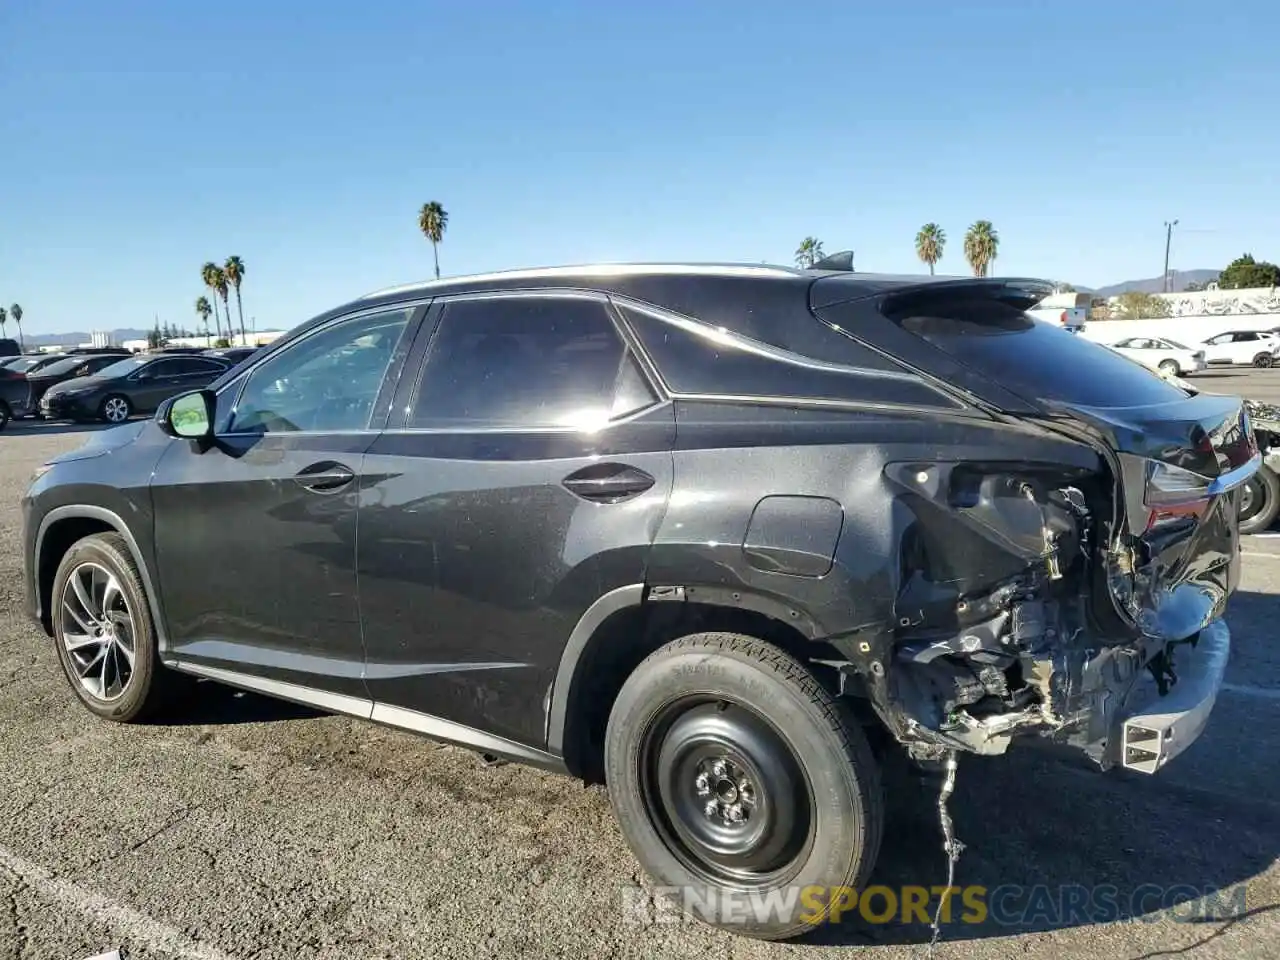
[879,289,1189,408]
[619,302,959,409]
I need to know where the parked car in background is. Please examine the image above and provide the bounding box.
[1236,398,1280,534]
[0,338,21,359]
[203,346,259,365]
[20,262,1256,940]
[39,353,231,423]
[1201,329,1280,367]
[24,352,131,414]
[1025,290,1089,333]
[3,354,71,376]
[0,363,30,429]
[1109,336,1206,377]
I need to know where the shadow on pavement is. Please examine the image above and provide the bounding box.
[804,747,1278,949]
[159,678,323,726]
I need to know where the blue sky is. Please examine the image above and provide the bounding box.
[1,0,1277,336]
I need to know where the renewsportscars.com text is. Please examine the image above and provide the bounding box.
[620,883,1249,928]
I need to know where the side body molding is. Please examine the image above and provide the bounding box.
[35,505,170,652]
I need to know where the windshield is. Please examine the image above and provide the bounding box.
[95,356,149,378]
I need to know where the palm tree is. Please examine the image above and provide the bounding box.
[915,224,946,275]
[795,237,825,269]
[224,255,247,342]
[9,304,22,350]
[212,267,232,344]
[195,296,213,346]
[417,202,449,279]
[963,220,999,277]
[0,306,7,344]
[201,262,224,342]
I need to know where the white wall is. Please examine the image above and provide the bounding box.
[1111,285,1280,318]
[1081,313,1280,346]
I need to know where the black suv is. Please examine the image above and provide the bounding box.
[22,263,1253,939]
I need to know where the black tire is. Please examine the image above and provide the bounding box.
[604,632,884,941]
[99,393,132,424]
[0,401,10,431]
[1157,359,1180,376]
[1239,465,1280,535]
[1254,353,1274,368]
[50,532,180,722]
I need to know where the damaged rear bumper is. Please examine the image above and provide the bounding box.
[1117,618,1229,773]
[883,616,1232,775]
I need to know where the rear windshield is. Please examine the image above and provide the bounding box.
[879,288,1189,408]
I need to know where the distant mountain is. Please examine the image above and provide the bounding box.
[1091,270,1219,298]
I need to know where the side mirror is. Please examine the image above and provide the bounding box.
[158,390,215,440]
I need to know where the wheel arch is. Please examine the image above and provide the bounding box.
[547,584,836,782]
[35,506,168,650]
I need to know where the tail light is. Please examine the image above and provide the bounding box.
[1142,452,1259,531]
[1143,460,1213,530]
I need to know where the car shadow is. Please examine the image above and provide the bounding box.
[802,745,1279,949]
[159,678,324,726]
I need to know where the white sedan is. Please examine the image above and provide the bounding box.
[1108,336,1206,377]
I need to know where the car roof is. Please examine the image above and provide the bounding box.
[353,262,1030,303]
[249,262,1054,364]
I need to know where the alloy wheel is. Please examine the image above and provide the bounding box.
[59,562,138,701]
[103,397,130,422]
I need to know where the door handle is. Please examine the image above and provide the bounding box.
[295,461,355,492]
[562,463,655,503]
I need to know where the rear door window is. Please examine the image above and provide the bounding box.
[877,287,1188,408]
[408,296,657,429]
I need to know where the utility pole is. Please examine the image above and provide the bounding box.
[1163,220,1179,292]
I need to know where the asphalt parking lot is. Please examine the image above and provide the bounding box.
[1,372,1278,960]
